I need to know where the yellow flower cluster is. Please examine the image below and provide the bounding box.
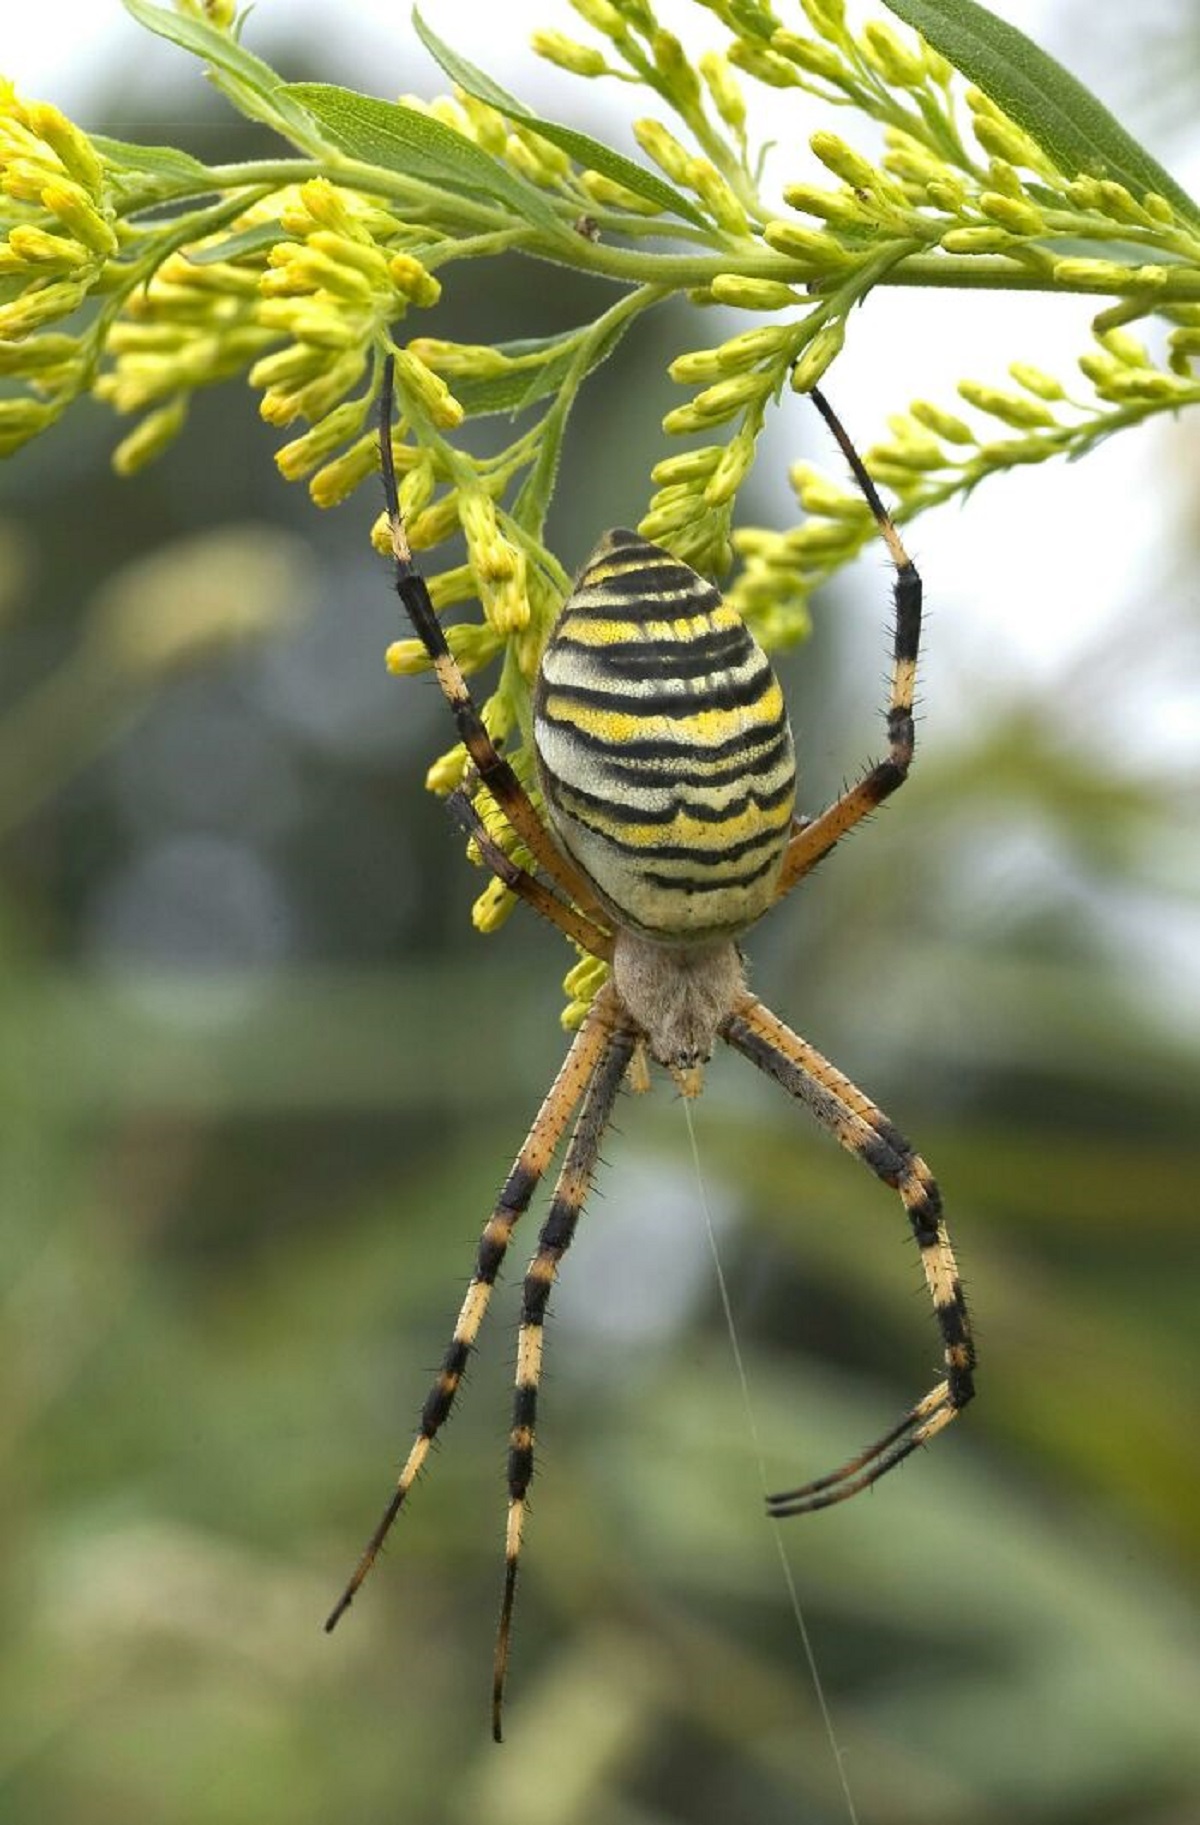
[0,85,114,450]
[95,176,450,483]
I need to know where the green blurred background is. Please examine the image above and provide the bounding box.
[2,4,1198,1822]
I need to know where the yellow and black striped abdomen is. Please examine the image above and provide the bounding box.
[533,530,796,941]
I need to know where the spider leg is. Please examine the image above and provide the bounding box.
[492,1020,637,1742]
[445,787,612,960]
[775,387,921,901]
[324,984,621,1634]
[720,993,975,1516]
[378,357,604,922]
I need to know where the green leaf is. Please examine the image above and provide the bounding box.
[449,319,633,417]
[92,135,215,189]
[119,0,317,141]
[412,7,711,233]
[883,0,1200,229]
[281,83,564,236]
[185,223,283,264]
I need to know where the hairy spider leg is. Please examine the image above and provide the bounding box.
[324,986,622,1633]
[775,386,921,899]
[378,356,604,921]
[445,787,613,960]
[492,1021,637,1741]
[720,994,975,1514]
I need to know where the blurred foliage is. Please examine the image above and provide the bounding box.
[2,7,1199,1825]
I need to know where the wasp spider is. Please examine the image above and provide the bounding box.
[326,359,976,1738]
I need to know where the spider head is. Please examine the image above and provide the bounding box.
[611,930,745,1091]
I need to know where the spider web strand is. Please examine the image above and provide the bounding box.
[681,1097,861,1825]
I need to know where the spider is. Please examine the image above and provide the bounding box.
[325,356,976,1739]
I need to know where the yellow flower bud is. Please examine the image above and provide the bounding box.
[274,399,367,481]
[789,320,845,392]
[984,159,1026,201]
[698,53,746,133]
[703,425,757,506]
[457,91,508,156]
[293,179,357,236]
[909,400,976,443]
[968,110,1044,172]
[397,460,436,524]
[388,252,442,308]
[249,342,326,393]
[428,96,473,137]
[482,549,531,635]
[957,381,1057,428]
[690,369,773,421]
[308,435,381,509]
[0,330,80,376]
[257,298,362,349]
[578,170,665,214]
[685,159,749,237]
[0,276,90,337]
[709,274,799,310]
[392,346,465,429]
[652,29,701,108]
[860,21,924,87]
[770,32,844,81]
[473,878,518,933]
[940,225,1019,255]
[800,0,846,33]
[1078,358,1183,403]
[668,346,725,384]
[26,102,104,194]
[978,191,1044,235]
[425,743,469,795]
[1007,363,1065,401]
[763,218,852,264]
[660,402,710,436]
[788,463,872,518]
[726,41,801,89]
[632,118,693,186]
[406,491,464,551]
[407,339,506,379]
[779,182,868,226]
[307,230,392,284]
[637,498,702,545]
[40,178,117,256]
[786,518,859,557]
[531,30,607,77]
[650,446,723,485]
[7,225,89,267]
[386,638,432,676]
[2,156,59,205]
[568,0,624,35]
[111,399,188,475]
[448,620,506,671]
[809,131,878,192]
[427,565,477,610]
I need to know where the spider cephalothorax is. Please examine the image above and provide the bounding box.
[325,357,976,1741]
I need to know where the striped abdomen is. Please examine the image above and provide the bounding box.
[533,529,796,942]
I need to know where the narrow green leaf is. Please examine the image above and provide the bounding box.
[119,0,317,141]
[185,223,283,264]
[412,7,711,232]
[282,83,563,236]
[884,0,1200,229]
[449,319,633,416]
[92,136,215,189]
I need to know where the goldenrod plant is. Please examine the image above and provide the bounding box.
[3,0,1199,997]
